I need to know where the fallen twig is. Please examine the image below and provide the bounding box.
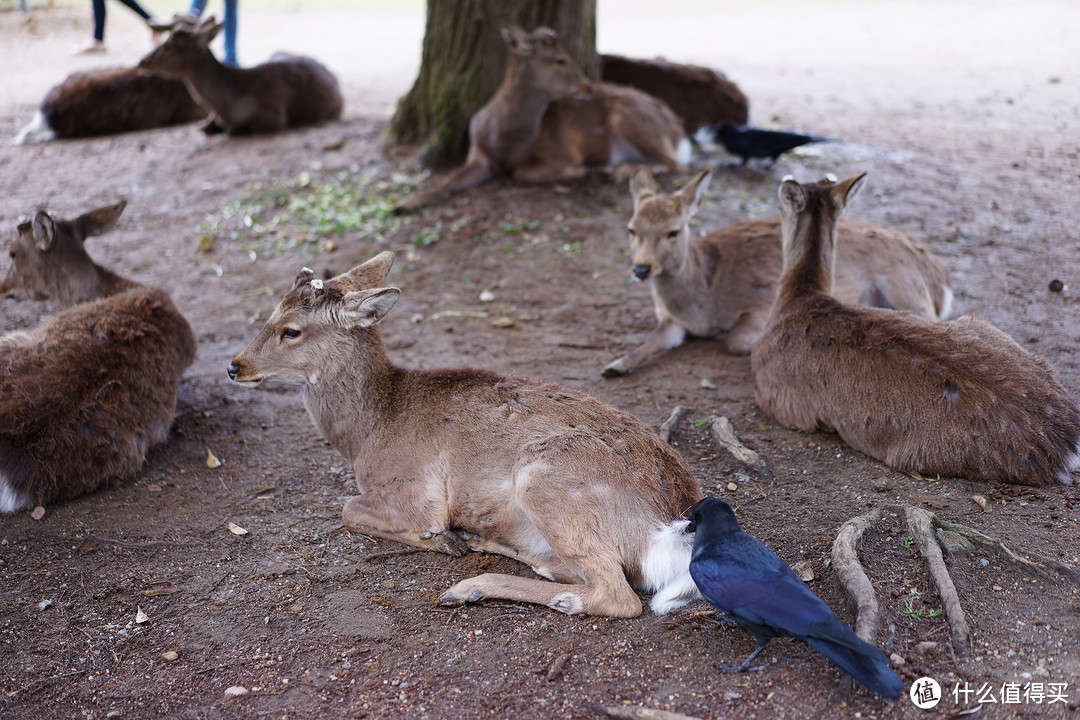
[586,702,704,720]
[706,416,773,481]
[659,406,691,444]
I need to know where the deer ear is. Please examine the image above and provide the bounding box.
[195,18,222,45]
[629,168,657,204]
[76,200,127,240]
[341,251,395,291]
[677,169,712,218]
[778,177,806,214]
[339,287,400,330]
[501,25,532,54]
[32,211,55,252]
[836,172,868,209]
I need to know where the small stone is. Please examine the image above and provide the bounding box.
[135,607,149,624]
[722,692,742,701]
[491,317,515,328]
[37,599,53,611]
[410,313,424,324]
[726,482,738,492]
[700,378,716,389]
[224,685,249,697]
[206,448,222,469]
[227,522,249,536]
[196,234,215,253]
[993,584,1003,591]
[145,483,162,493]
[871,477,891,493]
[1049,279,1065,293]
[31,506,45,521]
[162,651,179,662]
[971,494,990,512]
[890,653,906,667]
[479,290,496,303]
[791,561,815,582]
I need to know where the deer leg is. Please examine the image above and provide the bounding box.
[440,569,642,618]
[394,152,495,213]
[342,495,466,556]
[723,309,770,356]
[512,161,586,184]
[602,320,686,377]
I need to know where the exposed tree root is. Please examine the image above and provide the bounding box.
[831,505,1080,657]
[706,415,773,481]
[586,703,704,720]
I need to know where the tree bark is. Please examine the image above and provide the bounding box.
[388,0,597,169]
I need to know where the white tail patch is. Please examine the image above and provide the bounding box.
[0,472,31,514]
[675,137,693,166]
[13,110,54,146]
[1058,447,1080,485]
[938,283,955,321]
[641,519,701,613]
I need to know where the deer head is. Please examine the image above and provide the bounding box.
[626,168,711,280]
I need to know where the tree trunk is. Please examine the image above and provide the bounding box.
[389,0,597,169]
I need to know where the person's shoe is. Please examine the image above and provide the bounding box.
[71,39,106,55]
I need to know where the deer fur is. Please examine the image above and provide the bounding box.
[395,26,690,212]
[751,173,1080,486]
[138,17,343,135]
[599,54,748,134]
[228,252,703,617]
[602,168,953,376]
[0,202,196,512]
[13,67,207,145]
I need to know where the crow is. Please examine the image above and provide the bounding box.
[687,497,904,699]
[704,122,829,165]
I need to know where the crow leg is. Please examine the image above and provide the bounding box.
[715,642,770,673]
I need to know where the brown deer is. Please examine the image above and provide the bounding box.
[394,26,690,212]
[0,202,196,512]
[751,173,1080,486]
[228,252,703,617]
[138,17,343,135]
[13,67,206,145]
[602,168,953,376]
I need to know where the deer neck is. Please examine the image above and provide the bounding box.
[179,51,237,116]
[55,264,139,308]
[779,198,837,302]
[300,329,401,463]
[487,59,555,149]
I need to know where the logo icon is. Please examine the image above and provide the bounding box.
[911,677,942,709]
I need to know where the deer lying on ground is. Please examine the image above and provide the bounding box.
[395,26,690,212]
[751,173,1080,486]
[228,252,703,617]
[0,202,196,512]
[602,168,953,377]
[138,17,343,135]
[13,67,207,145]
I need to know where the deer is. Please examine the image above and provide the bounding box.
[228,252,704,618]
[602,168,953,377]
[137,17,343,135]
[0,201,197,512]
[394,26,690,212]
[751,173,1080,486]
[13,67,206,145]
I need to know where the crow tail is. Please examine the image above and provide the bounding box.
[805,631,905,699]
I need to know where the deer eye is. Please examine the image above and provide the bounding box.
[281,328,301,340]
[666,230,680,240]
[555,57,568,66]
[627,228,636,238]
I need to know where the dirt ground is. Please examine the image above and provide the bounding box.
[2,1,1080,718]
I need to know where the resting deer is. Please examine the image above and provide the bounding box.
[0,202,196,512]
[228,252,703,617]
[395,26,690,212]
[751,173,1080,486]
[13,67,206,145]
[602,168,953,376]
[138,17,343,135]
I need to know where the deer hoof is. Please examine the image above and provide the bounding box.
[439,586,485,607]
[601,360,628,378]
[435,531,468,557]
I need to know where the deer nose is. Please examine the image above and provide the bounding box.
[227,361,242,381]
[632,264,652,280]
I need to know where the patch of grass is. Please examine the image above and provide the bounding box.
[900,598,942,621]
[198,170,422,258]
[692,418,710,428]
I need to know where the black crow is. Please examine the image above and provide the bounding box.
[687,497,904,699]
[708,122,829,165]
